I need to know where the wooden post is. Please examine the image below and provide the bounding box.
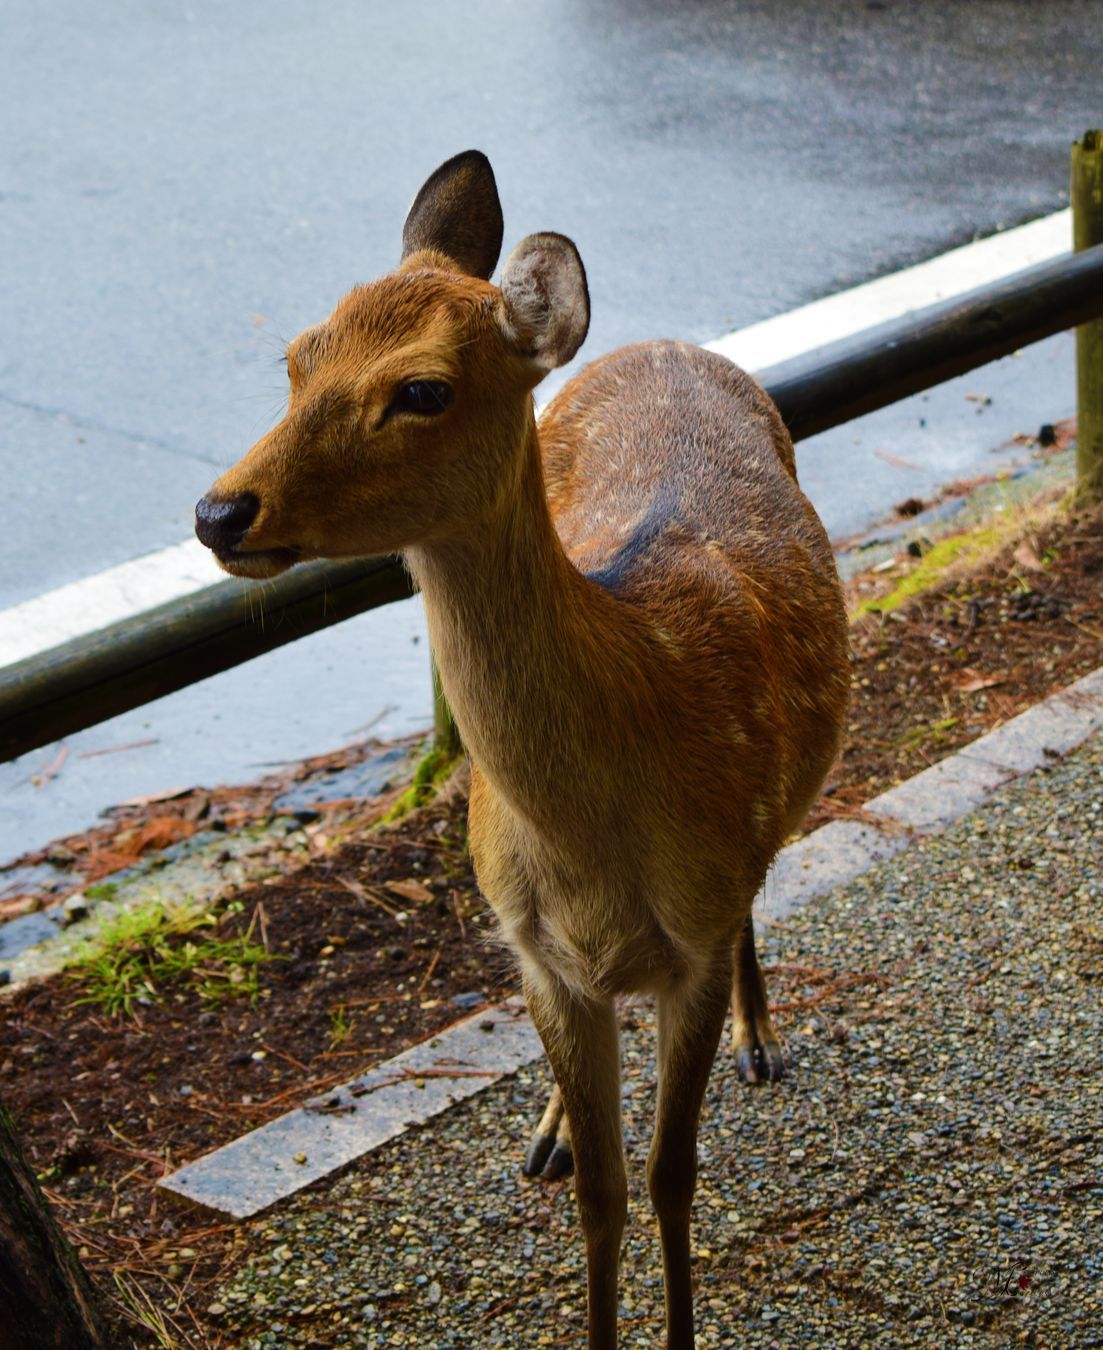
[431,655,461,758]
[1072,130,1103,502]
[0,1103,106,1348]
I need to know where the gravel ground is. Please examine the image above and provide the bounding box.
[211,734,1102,1348]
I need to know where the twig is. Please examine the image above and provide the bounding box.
[1064,614,1103,641]
[100,1136,167,1171]
[770,972,887,1014]
[478,1293,523,1324]
[232,1071,347,1112]
[32,746,69,787]
[260,1041,310,1073]
[337,874,402,919]
[320,1046,389,1059]
[417,946,442,995]
[77,738,158,759]
[341,1064,501,1098]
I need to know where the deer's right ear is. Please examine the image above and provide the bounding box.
[400,150,504,281]
[498,232,590,373]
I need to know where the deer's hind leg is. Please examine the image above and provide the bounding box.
[730,915,785,1083]
[524,1081,574,1180]
[649,960,732,1350]
[523,973,625,1350]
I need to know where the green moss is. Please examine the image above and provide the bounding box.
[383,741,463,822]
[855,522,1008,618]
[84,881,118,904]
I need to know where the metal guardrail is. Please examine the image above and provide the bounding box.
[3,240,1103,763]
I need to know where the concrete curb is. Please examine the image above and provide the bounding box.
[161,1001,542,1219]
[159,665,1103,1219]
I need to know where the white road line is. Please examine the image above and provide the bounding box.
[0,209,1073,671]
[705,209,1070,368]
[0,540,224,667]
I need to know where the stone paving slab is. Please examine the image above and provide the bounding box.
[865,752,1015,831]
[958,666,1103,774]
[161,1001,543,1218]
[758,819,909,924]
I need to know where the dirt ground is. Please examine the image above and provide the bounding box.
[0,492,1099,1346]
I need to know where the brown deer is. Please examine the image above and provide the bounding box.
[195,151,849,1348]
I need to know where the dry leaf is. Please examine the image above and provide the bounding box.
[385,878,434,905]
[951,667,1007,694]
[1012,540,1044,572]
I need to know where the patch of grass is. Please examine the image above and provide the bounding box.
[66,897,273,1017]
[383,741,463,822]
[84,880,119,903]
[328,1002,354,1050]
[890,715,959,750]
[111,1269,184,1349]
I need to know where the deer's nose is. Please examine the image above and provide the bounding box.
[195,492,260,555]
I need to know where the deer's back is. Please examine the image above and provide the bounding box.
[542,341,807,579]
[539,340,848,860]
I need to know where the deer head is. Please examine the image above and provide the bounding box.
[195,150,589,578]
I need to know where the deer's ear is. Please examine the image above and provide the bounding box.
[400,150,504,281]
[498,232,590,373]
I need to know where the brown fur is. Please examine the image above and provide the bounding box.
[197,153,848,1349]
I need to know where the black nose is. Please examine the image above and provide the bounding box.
[195,492,260,554]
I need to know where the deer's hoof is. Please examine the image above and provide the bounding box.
[539,1143,574,1180]
[734,1039,786,1085]
[523,1133,574,1181]
[523,1131,555,1177]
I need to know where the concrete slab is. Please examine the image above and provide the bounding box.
[865,752,1015,832]
[757,819,910,924]
[160,1000,543,1219]
[960,678,1103,775]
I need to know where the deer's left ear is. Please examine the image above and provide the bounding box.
[498,232,590,373]
[400,150,504,280]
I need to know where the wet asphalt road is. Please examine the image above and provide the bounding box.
[1,0,1101,854]
[3,0,1101,602]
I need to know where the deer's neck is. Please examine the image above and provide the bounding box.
[405,415,634,826]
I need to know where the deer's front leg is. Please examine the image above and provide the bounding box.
[730,916,785,1084]
[523,972,625,1350]
[651,961,732,1350]
[523,1081,575,1179]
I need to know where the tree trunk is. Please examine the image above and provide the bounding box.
[0,1103,106,1350]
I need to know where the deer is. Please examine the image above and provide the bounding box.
[195,150,849,1348]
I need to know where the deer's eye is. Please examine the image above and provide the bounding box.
[390,380,452,416]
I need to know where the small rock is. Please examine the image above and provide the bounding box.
[61,894,90,925]
[207,1303,227,1318]
[451,991,484,1010]
[427,1281,442,1306]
